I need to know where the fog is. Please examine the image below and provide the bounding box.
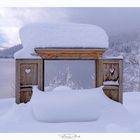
[61,7,140,36]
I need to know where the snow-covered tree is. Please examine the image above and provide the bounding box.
[105,33,140,92]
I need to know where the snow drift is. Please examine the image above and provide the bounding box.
[31,86,108,122]
[0,89,137,132]
[14,22,108,58]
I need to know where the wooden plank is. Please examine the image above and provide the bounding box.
[35,48,107,60]
[20,85,33,88]
[119,60,123,103]
[38,59,44,91]
[20,87,32,92]
[96,59,103,87]
[15,60,20,104]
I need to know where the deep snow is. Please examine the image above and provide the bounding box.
[14,22,108,58]
[0,89,139,133]
[32,86,107,123]
[4,22,139,132]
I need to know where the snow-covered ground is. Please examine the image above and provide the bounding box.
[0,59,140,132]
[0,90,139,133]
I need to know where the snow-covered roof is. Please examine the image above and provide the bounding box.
[14,22,109,59]
[104,56,124,59]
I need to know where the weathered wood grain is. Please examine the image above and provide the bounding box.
[35,48,107,60]
[15,59,44,103]
[96,59,123,103]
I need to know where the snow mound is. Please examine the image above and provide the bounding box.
[31,86,108,123]
[14,22,108,58]
[106,123,130,132]
[52,86,72,91]
[45,86,72,92]
[0,92,137,132]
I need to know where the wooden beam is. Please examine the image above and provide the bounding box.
[35,48,107,60]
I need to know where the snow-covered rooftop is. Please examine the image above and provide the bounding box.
[14,22,109,59]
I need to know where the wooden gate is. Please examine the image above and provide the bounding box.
[15,48,123,103]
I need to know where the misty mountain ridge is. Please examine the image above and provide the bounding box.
[109,31,140,46]
[0,44,22,58]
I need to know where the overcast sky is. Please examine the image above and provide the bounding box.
[1,7,140,48]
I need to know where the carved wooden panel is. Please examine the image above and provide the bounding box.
[20,63,38,85]
[103,63,119,81]
[16,59,44,104]
[96,59,123,103]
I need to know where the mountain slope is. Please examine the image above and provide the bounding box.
[0,44,22,58]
